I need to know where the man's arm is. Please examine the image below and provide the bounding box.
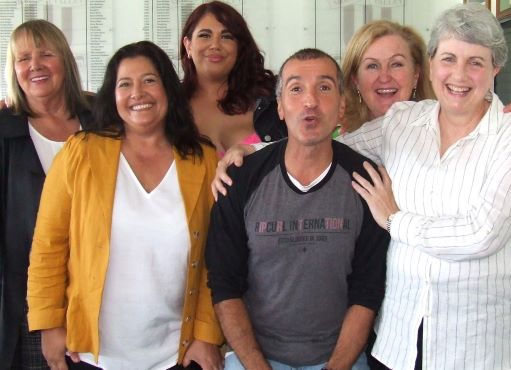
[206,163,270,368]
[215,299,271,370]
[325,305,375,370]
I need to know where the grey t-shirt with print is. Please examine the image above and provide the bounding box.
[206,139,389,366]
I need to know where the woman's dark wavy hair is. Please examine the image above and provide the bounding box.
[91,41,209,159]
[180,1,276,115]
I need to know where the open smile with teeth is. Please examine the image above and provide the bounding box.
[31,76,49,82]
[131,103,153,111]
[376,88,398,95]
[447,84,470,94]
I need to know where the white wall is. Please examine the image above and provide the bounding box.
[0,0,467,96]
[405,0,463,44]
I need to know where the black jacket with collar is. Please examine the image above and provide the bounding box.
[253,95,288,143]
[0,107,92,368]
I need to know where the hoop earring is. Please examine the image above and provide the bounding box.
[357,89,362,103]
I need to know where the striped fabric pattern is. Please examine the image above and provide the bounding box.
[340,95,511,370]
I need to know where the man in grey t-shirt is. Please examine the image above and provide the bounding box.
[206,49,389,370]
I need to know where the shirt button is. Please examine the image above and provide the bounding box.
[264,135,271,141]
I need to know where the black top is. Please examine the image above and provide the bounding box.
[253,95,287,142]
[0,106,92,369]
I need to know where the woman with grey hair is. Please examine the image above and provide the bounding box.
[346,3,510,369]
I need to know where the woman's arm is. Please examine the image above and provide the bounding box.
[42,327,80,369]
[211,143,255,200]
[211,114,386,200]
[27,141,76,367]
[182,338,223,370]
[353,145,511,261]
[27,143,73,330]
[390,148,511,260]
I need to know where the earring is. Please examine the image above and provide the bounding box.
[357,89,362,104]
[485,89,493,102]
[412,87,417,100]
[187,52,191,59]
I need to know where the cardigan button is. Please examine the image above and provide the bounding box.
[185,316,192,322]
[191,260,198,268]
[193,231,200,239]
[182,340,189,347]
[188,289,196,295]
[264,135,271,142]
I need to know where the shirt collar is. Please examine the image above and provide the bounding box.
[411,93,503,137]
[408,99,439,128]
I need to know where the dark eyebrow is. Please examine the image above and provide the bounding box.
[117,72,159,82]
[197,29,232,34]
[318,75,337,84]
[284,75,301,86]
[142,72,159,78]
[284,75,337,86]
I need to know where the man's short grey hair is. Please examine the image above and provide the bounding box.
[427,3,508,67]
[275,48,344,98]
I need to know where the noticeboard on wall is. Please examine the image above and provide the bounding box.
[0,0,405,98]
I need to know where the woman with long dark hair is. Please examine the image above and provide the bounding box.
[180,1,286,154]
[27,41,223,370]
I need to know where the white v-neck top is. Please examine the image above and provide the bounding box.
[80,154,190,370]
[28,122,65,174]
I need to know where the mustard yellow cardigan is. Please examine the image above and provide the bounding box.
[27,133,223,363]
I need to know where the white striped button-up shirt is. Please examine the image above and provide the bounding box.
[341,95,511,370]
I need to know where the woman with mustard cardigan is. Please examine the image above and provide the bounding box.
[27,41,223,370]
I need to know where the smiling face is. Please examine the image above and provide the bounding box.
[278,57,345,148]
[13,32,65,103]
[115,56,168,135]
[183,13,238,82]
[354,34,419,119]
[430,37,499,121]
